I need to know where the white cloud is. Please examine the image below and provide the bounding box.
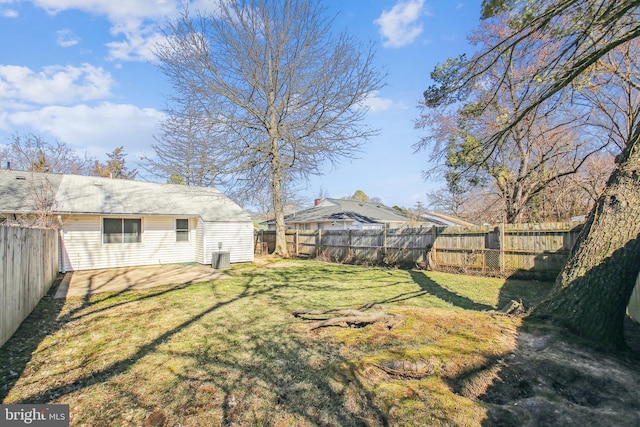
[30,0,177,21]
[1,8,18,17]
[0,111,8,131]
[27,0,180,62]
[8,103,165,156]
[22,0,224,62]
[374,0,429,48]
[361,91,395,113]
[0,64,115,105]
[56,28,80,47]
[106,23,168,62]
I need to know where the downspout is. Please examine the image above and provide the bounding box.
[58,228,65,273]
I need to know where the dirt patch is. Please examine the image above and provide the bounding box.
[452,320,640,427]
[253,255,301,269]
[56,264,229,298]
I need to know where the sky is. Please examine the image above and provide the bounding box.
[0,0,485,210]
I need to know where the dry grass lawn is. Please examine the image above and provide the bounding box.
[0,259,566,426]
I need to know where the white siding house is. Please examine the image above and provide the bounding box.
[58,215,199,271]
[265,198,413,231]
[264,199,475,231]
[200,221,254,264]
[0,170,254,271]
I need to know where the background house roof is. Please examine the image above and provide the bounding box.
[0,170,250,222]
[420,212,476,227]
[273,198,411,225]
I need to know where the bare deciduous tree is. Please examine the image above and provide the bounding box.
[424,0,640,348]
[1,133,94,174]
[142,101,221,187]
[416,17,606,224]
[155,0,385,256]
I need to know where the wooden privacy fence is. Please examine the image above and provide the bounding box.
[1,226,59,348]
[255,221,583,280]
[431,222,582,279]
[256,227,433,265]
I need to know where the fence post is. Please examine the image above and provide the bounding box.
[499,223,505,275]
[431,226,437,268]
[262,230,266,254]
[295,229,299,256]
[317,229,322,257]
[482,246,486,275]
[383,226,387,252]
[347,229,352,259]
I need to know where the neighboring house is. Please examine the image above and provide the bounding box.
[0,170,254,272]
[419,211,475,228]
[264,198,413,231]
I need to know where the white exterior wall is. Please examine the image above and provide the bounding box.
[316,221,363,231]
[326,221,362,231]
[59,215,197,271]
[361,224,384,230]
[276,221,358,231]
[195,219,206,265]
[202,221,254,264]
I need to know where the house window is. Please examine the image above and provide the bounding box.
[103,218,141,244]
[176,219,189,242]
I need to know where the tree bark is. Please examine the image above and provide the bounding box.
[270,135,288,257]
[533,131,640,349]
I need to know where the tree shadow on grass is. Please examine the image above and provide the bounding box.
[6,277,264,406]
[0,276,65,402]
[2,272,391,426]
[170,329,389,426]
[447,239,640,427]
[409,270,494,311]
[1,270,225,404]
[497,278,554,312]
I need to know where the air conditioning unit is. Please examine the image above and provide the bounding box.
[212,251,230,270]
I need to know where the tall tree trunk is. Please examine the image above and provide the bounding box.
[271,173,288,256]
[270,137,288,257]
[505,197,522,224]
[533,130,640,349]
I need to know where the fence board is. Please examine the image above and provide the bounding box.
[256,222,583,279]
[1,226,59,349]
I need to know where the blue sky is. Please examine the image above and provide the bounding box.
[0,0,484,210]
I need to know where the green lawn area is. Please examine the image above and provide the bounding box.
[0,259,553,426]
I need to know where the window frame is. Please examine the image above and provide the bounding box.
[176,218,190,242]
[102,217,142,244]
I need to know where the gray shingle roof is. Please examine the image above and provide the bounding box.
[0,170,250,222]
[276,198,411,224]
[0,170,63,213]
[420,212,475,227]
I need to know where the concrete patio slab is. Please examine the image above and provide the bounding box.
[54,263,229,299]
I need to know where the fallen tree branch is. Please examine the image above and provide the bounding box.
[293,308,405,331]
[292,309,367,319]
[499,299,526,316]
[372,359,438,379]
